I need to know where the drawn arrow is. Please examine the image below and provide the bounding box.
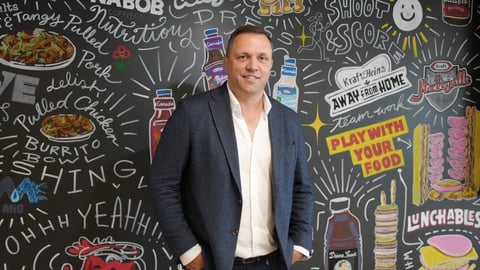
[397,137,412,149]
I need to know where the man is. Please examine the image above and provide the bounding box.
[149,25,314,270]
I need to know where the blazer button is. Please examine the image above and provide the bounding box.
[231,229,239,236]
[237,200,242,206]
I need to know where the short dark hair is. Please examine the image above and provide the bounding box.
[225,25,272,56]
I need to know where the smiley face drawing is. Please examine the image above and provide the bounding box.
[392,0,423,32]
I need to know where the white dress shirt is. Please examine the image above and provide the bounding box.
[228,89,277,258]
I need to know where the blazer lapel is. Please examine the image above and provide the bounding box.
[268,102,286,205]
[208,86,242,192]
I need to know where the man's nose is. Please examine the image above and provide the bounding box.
[246,58,259,71]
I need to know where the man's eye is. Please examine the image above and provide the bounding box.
[239,55,247,60]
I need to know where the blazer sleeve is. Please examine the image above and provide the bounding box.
[270,102,314,262]
[149,99,198,257]
[289,112,314,253]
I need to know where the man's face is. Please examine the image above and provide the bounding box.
[224,33,273,98]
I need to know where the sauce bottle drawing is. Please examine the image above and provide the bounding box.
[272,56,299,112]
[442,0,471,26]
[324,197,363,270]
[149,89,175,163]
[203,28,228,90]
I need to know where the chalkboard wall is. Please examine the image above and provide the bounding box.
[1,0,479,269]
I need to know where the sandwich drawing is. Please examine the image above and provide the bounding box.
[419,234,477,270]
[413,106,480,205]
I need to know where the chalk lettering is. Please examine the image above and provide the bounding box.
[377,73,406,93]
[63,14,110,55]
[0,102,10,121]
[91,0,165,15]
[410,69,471,102]
[325,0,389,25]
[11,161,35,175]
[192,9,214,25]
[326,22,389,55]
[88,5,195,48]
[0,2,18,12]
[77,50,121,84]
[408,208,480,232]
[332,89,360,110]
[74,96,119,146]
[13,92,72,132]
[362,150,403,176]
[24,135,90,157]
[331,111,374,132]
[114,160,136,178]
[12,11,64,27]
[46,72,106,93]
[0,71,40,105]
[342,65,387,88]
[173,0,224,9]
[352,140,393,162]
[372,95,411,116]
[108,8,145,20]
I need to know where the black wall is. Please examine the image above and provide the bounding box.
[1,0,479,269]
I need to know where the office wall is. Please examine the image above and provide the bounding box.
[0,0,479,269]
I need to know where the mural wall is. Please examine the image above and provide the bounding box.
[0,0,479,269]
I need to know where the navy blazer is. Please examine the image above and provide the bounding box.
[149,84,313,270]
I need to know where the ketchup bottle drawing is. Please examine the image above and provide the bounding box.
[149,89,175,163]
[324,197,363,270]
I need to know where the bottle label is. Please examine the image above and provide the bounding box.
[444,3,470,18]
[443,0,470,22]
[281,65,297,76]
[327,248,358,270]
[276,85,298,111]
[204,36,223,51]
[154,98,175,109]
[205,63,227,89]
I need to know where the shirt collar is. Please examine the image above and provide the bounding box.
[227,85,272,119]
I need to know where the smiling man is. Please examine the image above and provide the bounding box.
[149,25,314,270]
